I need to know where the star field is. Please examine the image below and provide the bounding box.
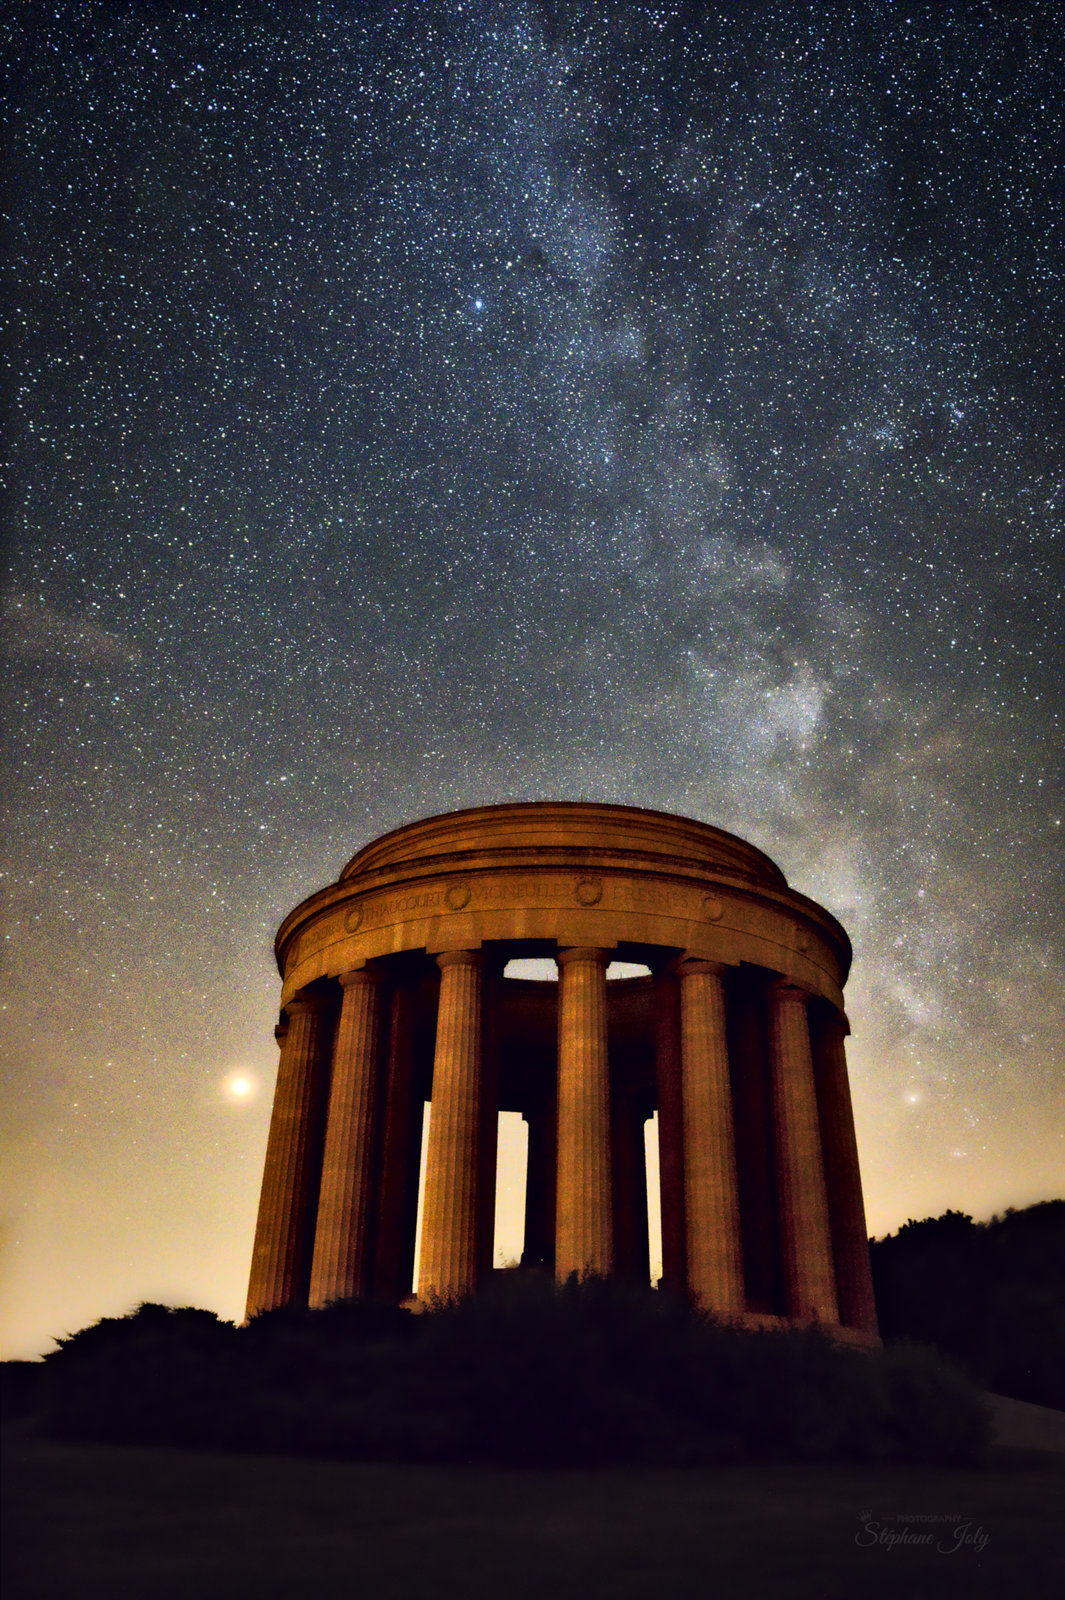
[2,1,1062,1356]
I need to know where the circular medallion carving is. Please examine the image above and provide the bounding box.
[444,880,472,911]
[701,895,724,921]
[574,877,603,906]
[343,904,364,934]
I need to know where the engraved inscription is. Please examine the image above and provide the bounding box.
[298,872,741,960]
[625,881,681,910]
[345,876,566,932]
[366,888,445,923]
[486,876,563,901]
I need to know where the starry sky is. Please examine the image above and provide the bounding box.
[3,1,1062,1359]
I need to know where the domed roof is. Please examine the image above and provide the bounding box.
[340,801,787,889]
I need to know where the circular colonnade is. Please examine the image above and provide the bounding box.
[246,802,879,1342]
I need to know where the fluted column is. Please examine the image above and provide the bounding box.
[418,950,483,1301]
[679,959,744,1317]
[727,979,781,1314]
[555,946,612,1280]
[246,994,332,1318]
[476,960,502,1278]
[768,980,839,1323]
[372,974,422,1302]
[521,1090,557,1270]
[653,963,687,1293]
[813,1009,879,1335]
[308,969,382,1307]
[611,1081,650,1282]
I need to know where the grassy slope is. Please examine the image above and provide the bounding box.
[4,1428,1063,1600]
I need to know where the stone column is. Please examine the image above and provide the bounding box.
[555,946,612,1280]
[653,964,687,1293]
[308,969,382,1307]
[679,959,744,1317]
[476,960,503,1278]
[521,1090,557,1271]
[611,1081,650,1282]
[726,978,781,1315]
[418,950,483,1301]
[812,1009,879,1335]
[372,973,423,1302]
[768,980,839,1323]
[245,994,332,1318]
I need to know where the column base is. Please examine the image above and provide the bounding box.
[395,1287,879,1346]
[722,1308,882,1348]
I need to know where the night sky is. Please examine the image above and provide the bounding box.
[3,1,1062,1359]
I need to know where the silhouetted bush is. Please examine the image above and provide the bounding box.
[1,1360,45,1421]
[34,1277,989,1467]
[871,1200,1065,1410]
[42,1304,241,1447]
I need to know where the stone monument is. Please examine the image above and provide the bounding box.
[246,802,879,1342]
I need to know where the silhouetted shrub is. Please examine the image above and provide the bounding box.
[412,1274,719,1465]
[43,1303,241,1447]
[35,1278,989,1467]
[1,1360,45,1421]
[871,1200,1065,1410]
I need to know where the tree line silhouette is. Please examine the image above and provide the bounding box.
[869,1199,1065,1411]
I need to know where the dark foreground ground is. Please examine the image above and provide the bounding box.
[4,1424,1063,1600]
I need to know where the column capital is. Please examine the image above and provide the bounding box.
[273,1022,289,1045]
[338,966,380,989]
[436,948,482,971]
[677,957,730,980]
[770,978,811,1006]
[650,954,682,978]
[285,994,326,1019]
[556,945,608,968]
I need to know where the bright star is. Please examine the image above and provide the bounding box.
[222,1072,259,1104]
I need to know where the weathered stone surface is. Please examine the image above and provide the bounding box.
[274,802,851,1009]
[812,1008,880,1335]
[308,969,382,1307]
[418,951,483,1301]
[679,959,744,1317]
[555,947,613,1281]
[769,980,840,1324]
[245,995,331,1319]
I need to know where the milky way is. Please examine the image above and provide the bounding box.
[3,2,1062,1356]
